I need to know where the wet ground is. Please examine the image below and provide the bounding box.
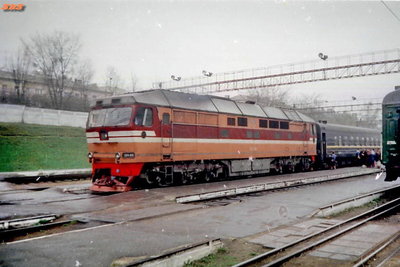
[1,167,399,266]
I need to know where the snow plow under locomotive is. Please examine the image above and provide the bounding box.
[86,89,380,192]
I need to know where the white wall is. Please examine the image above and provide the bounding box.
[0,104,88,128]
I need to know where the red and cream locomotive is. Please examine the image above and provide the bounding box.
[86,89,318,192]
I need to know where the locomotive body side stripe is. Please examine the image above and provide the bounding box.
[108,131,156,137]
[86,132,99,138]
[86,131,156,138]
[87,137,315,145]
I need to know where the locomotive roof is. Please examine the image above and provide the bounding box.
[93,89,315,123]
[383,88,400,105]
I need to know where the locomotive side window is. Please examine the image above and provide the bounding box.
[259,119,268,128]
[162,113,170,124]
[280,121,289,129]
[135,107,153,127]
[227,117,236,126]
[238,117,248,127]
[269,120,279,129]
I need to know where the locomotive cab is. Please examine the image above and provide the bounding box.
[86,102,159,192]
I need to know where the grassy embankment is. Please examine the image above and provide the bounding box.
[0,122,90,172]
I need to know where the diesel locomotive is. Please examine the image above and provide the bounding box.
[382,87,400,181]
[86,89,380,192]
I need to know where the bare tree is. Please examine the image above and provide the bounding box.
[6,47,32,103]
[292,94,381,128]
[130,71,138,92]
[22,31,82,109]
[244,87,291,107]
[68,59,94,109]
[291,93,326,109]
[105,66,123,95]
[357,101,380,128]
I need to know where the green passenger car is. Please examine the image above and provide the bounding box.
[382,87,400,181]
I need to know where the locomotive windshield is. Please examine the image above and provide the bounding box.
[88,107,132,128]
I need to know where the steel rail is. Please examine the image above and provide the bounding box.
[375,244,400,267]
[232,196,400,267]
[261,202,400,267]
[176,168,380,203]
[353,232,400,267]
[0,220,77,242]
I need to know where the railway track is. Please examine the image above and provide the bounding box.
[233,196,400,267]
[0,168,392,247]
[0,169,91,184]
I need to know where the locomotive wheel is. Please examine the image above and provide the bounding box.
[156,175,166,187]
[180,173,189,185]
[203,171,215,182]
[145,175,155,185]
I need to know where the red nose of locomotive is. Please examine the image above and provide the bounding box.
[86,104,156,192]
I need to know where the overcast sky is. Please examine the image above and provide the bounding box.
[1,0,400,103]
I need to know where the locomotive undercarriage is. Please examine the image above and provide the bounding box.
[140,160,225,186]
[139,156,312,187]
[91,156,313,191]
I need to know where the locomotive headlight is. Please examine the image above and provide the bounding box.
[122,152,135,158]
[87,152,94,159]
[115,152,121,159]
